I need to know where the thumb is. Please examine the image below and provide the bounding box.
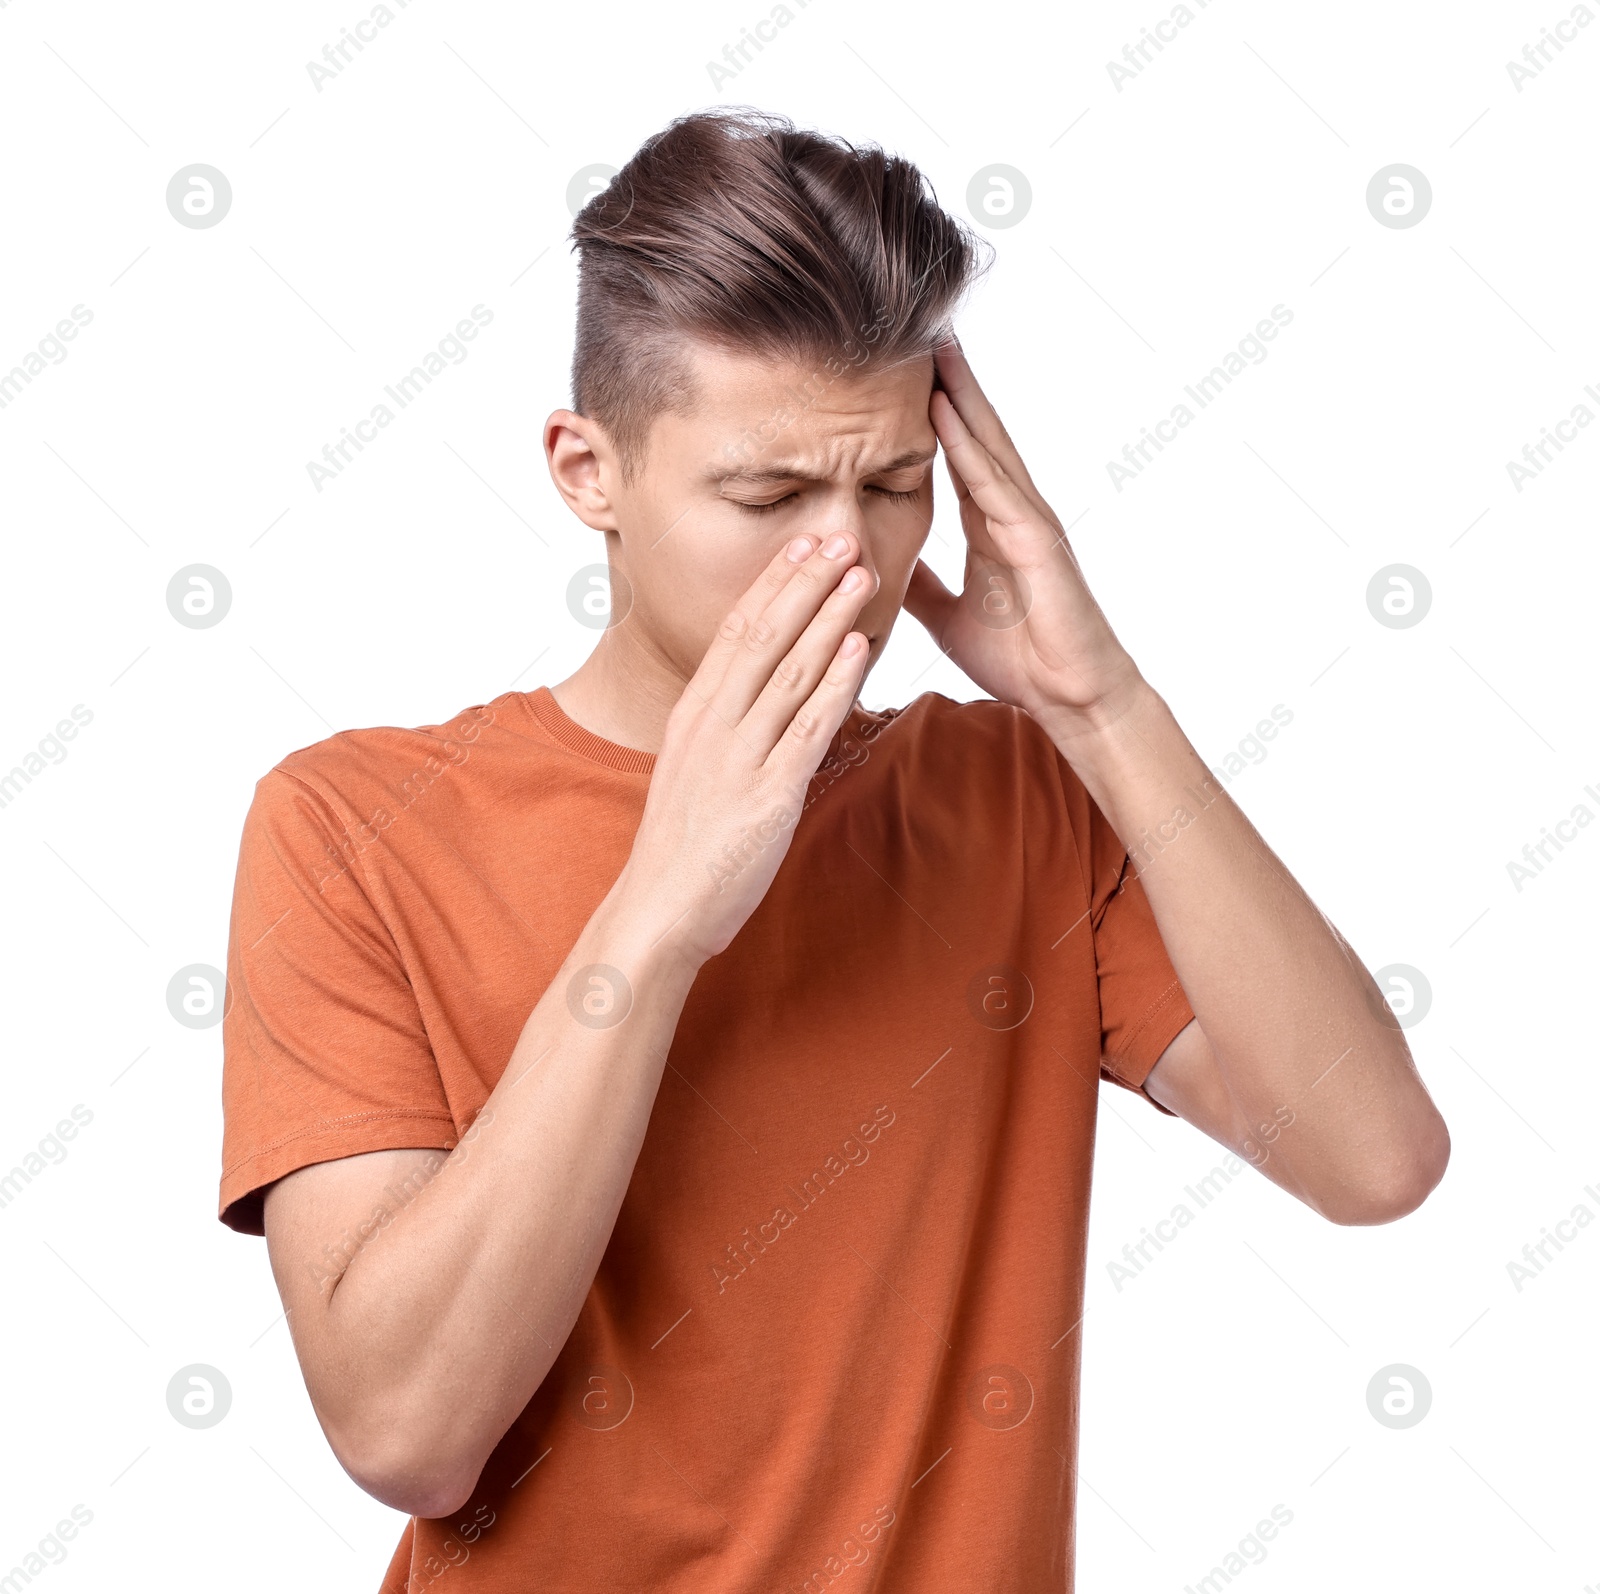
[901,558,961,648]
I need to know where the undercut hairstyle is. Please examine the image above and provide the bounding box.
[569,107,991,481]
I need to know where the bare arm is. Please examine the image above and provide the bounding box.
[906,340,1449,1226]
[263,892,697,1520]
[261,528,879,1518]
[1076,690,1449,1225]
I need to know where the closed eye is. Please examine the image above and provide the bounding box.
[734,494,799,516]
[730,483,923,516]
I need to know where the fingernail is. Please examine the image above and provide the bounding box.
[821,534,850,558]
[786,536,814,563]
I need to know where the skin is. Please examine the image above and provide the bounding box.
[260,335,1450,1520]
[541,342,939,750]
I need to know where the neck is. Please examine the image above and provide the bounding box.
[547,628,691,756]
[548,628,868,761]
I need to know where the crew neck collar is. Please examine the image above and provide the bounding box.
[520,685,875,776]
[523,686,658,774]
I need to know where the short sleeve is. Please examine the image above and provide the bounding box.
[1055,750,1195,1117]
[218,767,458,1235]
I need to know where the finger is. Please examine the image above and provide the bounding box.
[933,342,1049,509]
[931,409,1011,571]
[900,558,960,651]
[937,445,1006,570]
[687,532,824,708]
[738,557,878,753]
[931,390,1038,544]
[702,532,869,731]
[941,440,972,507]
[763,628,870,785]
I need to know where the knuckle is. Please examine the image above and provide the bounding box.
[718,610,748,643]
[746,617,777,650]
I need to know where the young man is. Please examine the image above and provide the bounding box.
[219,110,1450,1592]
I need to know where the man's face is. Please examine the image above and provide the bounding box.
[570,341,940,687]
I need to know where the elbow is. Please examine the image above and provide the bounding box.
[331,1427,482,1521]
[350,1454,479,1521]
[1322,1117,1451,1227]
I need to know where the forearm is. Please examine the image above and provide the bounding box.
[297,870,700,1512]
[258,529,880,1516]
[1040,680,1448,1219]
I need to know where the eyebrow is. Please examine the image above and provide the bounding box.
[710,447,937,488]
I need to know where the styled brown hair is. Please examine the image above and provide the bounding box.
[569,107,990,480]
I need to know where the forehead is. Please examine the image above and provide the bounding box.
[661,339,936,472]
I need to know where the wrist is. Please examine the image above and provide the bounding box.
[1035,679,1203,838]
[598,866,710,989]
[1032,670,1163,758]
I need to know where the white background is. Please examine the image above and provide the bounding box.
[1,0,1595,1588]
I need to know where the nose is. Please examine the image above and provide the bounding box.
[820,528,879,592]
[820,491,870,543]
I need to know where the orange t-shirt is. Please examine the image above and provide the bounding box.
[219,685,1193,1593]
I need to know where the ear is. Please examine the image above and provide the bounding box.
[545,410,622,532]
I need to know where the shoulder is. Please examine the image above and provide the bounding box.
[868,691,1061,770]
[236,694,529,884]
[234,693,528,897]
[255,692,518,815]
[837,691,1074,823]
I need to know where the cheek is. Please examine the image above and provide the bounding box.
[633,527,788,653]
